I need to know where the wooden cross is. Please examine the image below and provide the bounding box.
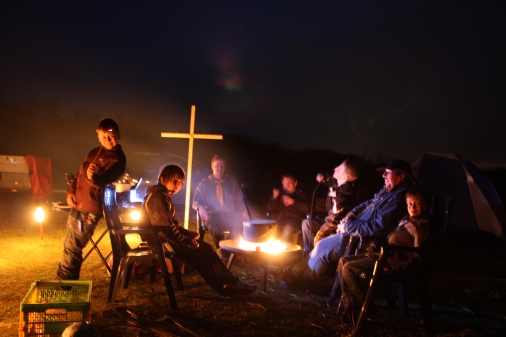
[161,105,223,229]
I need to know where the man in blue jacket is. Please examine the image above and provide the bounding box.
[282,159,415,291]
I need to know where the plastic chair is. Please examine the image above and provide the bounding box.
[350,196,450,337]
[103,186,183,309]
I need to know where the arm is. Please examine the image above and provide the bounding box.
[331,183,358,222]
[192,180,209,221]
[146,191,195,247]
[87,147,126,188]
[344,192,407,238]
[65,171,79,207]
[287,188,311,215]
[347,197,372,219]
[267,188,281,211]
[414,218,431,248]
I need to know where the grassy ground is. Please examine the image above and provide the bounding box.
[1,190,505,337]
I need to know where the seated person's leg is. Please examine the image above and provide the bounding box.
[302,218,322,254]
[307,233,349,281]
[281,218,302,244]
[343,256,376,306]
[170,241,255,297]
[339,255,371,310]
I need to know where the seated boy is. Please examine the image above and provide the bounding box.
[337,187,432,321]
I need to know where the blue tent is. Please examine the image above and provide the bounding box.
[411,152,506,240]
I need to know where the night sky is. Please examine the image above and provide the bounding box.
[1,0,505,168]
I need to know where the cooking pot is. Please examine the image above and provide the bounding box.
[242,220,278,242]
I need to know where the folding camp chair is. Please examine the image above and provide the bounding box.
[347,196,450,337]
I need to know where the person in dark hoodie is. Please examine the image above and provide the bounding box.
[267,173,310,243]
[301,159,360,254]
[141,164,256,297]
[56,118,126,280]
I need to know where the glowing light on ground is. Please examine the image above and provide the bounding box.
[34,207,45,223]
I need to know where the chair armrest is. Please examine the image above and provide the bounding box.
[110,227,160,238]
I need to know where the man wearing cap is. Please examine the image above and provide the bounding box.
[282,159,415,291]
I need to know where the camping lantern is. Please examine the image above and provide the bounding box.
[34,206,45,241]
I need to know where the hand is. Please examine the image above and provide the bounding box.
[66,194,77,208]
[188,238,200,249]
[189,231,200,240]
[87,163,98,180]
[282,195,294,206]
[198,206,209,222]
[272,188,281,199]
[336,223,345,234]
[316,173,324,182]
[342,213,355,223]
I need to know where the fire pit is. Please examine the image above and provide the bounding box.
[219,220,302,292]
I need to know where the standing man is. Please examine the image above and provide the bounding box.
[301,159,359,254]
[193,155,248,262]
[282,159,415,291]
[267,173,310,243]
[56,118,126,280]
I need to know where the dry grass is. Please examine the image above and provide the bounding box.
[1,191,505,337]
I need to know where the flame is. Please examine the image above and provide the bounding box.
[237,237,287,254]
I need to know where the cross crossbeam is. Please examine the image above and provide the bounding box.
[161,105,223,228]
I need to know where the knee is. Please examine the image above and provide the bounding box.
[283,224,295,234]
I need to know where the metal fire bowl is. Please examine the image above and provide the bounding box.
[219,239,302,267]
[242,219,278,243]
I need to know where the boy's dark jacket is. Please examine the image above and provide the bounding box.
[67,145,126,213]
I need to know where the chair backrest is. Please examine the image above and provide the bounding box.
[417,195,450,276]
[103,185,131,257]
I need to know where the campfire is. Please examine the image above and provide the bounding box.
[237,237,287,254]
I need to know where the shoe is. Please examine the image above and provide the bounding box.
[222,282,256,297]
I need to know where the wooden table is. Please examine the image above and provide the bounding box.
[219,239,302,291]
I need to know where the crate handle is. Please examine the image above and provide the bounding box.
[46,308,68,315]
